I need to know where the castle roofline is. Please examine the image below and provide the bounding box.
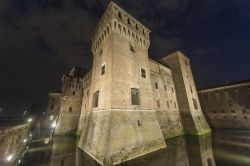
[198,79,250,92]
[91,1,151,41]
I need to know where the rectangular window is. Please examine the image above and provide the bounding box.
[130,44,135,52]
[50,104,54,110]
[192,98,198,109]
[49,115,54,121]
[131,88,140,105]
[93,91,99,107]
[69,107,72,112]
[141,68,146,78]
[164,85,167,91]
[155,82,158,89]
[101,64,105,75]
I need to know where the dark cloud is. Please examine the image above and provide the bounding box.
[0,0,249,116]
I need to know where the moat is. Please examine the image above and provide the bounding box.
[18,129,250,166]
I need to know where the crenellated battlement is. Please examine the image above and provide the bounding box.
[91,2,150,54]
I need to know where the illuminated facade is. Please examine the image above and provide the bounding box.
[198,80,250,129]
[42,2,210,165]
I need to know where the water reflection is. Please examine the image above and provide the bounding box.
[19,130,250,166]
[78,134,214,166]
[212,129,250,166]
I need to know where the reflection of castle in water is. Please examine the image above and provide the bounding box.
[212,129,250,166]
[49,134,215,166]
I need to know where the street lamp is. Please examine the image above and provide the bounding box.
[27,118,33,123]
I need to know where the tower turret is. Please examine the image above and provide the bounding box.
[160,51,210,135]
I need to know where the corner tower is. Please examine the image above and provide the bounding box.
[78,2,166,165]
[90,1,153,110]
[160,51,211,135]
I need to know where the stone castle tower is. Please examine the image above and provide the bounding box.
[78,2,167,165]
[161,51,210,135]
[54,67,86,135]
[41,1,210,165]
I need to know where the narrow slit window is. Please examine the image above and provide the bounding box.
[192,98,198,109]
[155,82,158,89]
[164,85,167,91]
[101,64,106,75]
[157,99,160,107]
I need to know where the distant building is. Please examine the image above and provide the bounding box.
[42,2,210,165]
[198,80,250,129]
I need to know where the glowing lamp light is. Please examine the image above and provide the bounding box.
[18,160,21,164]
[51,121,56,128]
[29,134,32,137]
[27,118,33,123]
[23,139,27,143]
[6,154,13,162]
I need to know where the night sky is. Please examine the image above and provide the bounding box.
[0,0,249,116]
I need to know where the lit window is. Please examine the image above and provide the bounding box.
[49,115,54,121]
[131,88,140,105]
[101,64,105,75]
[93,91,99,108]
[192,98,198,109]
[141,68,146,78]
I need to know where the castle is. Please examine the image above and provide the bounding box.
[41,2,210,165]
[198,80,250,129]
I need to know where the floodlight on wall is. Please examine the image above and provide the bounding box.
[51,121,56,128]
[6,154,13,162]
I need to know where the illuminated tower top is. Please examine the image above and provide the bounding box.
[91,1,151,54]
